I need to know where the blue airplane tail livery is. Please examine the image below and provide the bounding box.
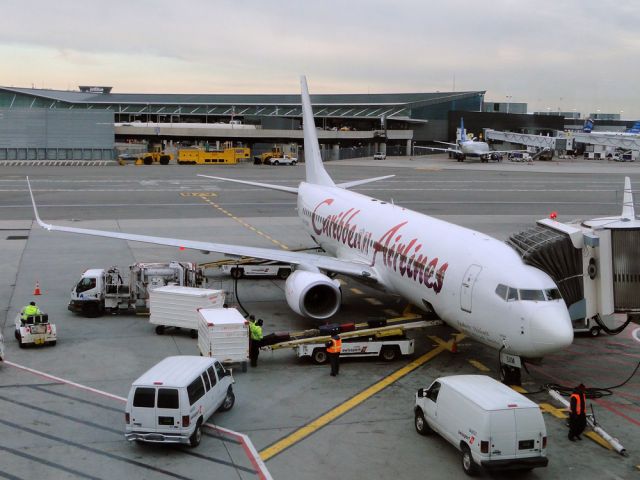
[582,118,594,133]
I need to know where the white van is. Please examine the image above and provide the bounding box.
[414,375,548,475]
[125,356,235,447]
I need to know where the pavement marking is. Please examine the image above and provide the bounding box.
[197,196,290,251]
[4,360,272,480]
[259,333,466,461]
[384,309,399,316]
[365,297,383,306]
[584,431,614,450]
[539,403,568,419]
[349,288,364,295]
[468,359,491,372]
[179,192,217,197]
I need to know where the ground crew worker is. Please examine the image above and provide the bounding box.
[568,383,587,441]
[326,332,342,376]
[249,319,263,367]
[21,301,41,322]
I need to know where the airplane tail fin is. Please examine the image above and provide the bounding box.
[625,121,640,134]
[301,76,335,187]
[459,117,466,143]
[583,118,594,133]
[622,176,635,219]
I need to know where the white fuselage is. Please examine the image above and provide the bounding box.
[460,140,491,157]
[297,183,573,358]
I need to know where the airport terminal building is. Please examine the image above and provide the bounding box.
[0,85,484,161]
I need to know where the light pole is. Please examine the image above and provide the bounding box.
[506,95,512,114]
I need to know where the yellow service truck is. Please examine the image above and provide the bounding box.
[178,146,250,165]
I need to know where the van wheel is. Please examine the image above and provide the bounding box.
[311,348,328,365]
[189,419,202,447]
[219,387,235,412]
[155,325,165,335]
[461,444,479,476]
[414,409,432,436]
[380,346,400,362]
[47,340,56,346]
[14,330,20,340]
[190,329,198,339]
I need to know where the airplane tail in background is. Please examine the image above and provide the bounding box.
[300,76,335,187]
[625,121,640,134]
[459,117,466,143]
[583,118,594,133]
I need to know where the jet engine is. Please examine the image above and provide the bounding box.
[285,270,342,320]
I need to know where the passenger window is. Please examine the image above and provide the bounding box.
[495,284,507,300]
[187,377,205,405]
[519,289,545,301]
[215,361,226,380]
[157,388,179,409]
[507,287,519,301]
[427,382,441,402]
[202,372,211,391]
[207,366,217,386]
[133,387,155,408]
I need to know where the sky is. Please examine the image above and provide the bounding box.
[1,0,639,118]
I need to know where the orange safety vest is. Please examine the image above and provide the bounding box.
[327,338,342,354]
[570,392,585,415]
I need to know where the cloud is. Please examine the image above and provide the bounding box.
[1,0,638,117]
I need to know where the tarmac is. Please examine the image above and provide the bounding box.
[0,155,639,479]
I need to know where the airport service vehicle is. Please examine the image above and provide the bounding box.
[198,307,249,372]
[14,313,57,348]
[221,262,292,279]
[296,331,414,364]
[28,76,575,385]
[177,145,250,165]
[125,356,234,447]
[415,118,523,162]
[69,261,203,317]
[508,152,532,162]
[373,152,386,160]
[149,286,225,337]
[414,375,548,475]
[267,155,297,166]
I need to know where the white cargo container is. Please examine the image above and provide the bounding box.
[150,286,225,337]
[198,307,249,372]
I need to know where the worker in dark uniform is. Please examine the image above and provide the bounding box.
[249,319,263,367]
[568,383,587,441]
[326,332,342,376]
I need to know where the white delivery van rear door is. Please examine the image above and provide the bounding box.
[155,387,181,435]
[514,408,544,457]
[131,387,157,431]
[489,410,516,459]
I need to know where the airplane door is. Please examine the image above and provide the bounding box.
[460,264,482,313]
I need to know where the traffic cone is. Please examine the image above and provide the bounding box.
[33,281,41,296]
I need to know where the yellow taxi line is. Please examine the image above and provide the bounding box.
[259,333,465,461]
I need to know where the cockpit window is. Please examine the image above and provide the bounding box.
[519,289,546,301]
[545,288,562,300]
[496,285,562,302]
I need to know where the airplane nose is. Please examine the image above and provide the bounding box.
[530,305,574,355]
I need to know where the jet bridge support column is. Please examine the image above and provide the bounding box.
[331,144,340,161]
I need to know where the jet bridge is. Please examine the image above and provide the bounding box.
[485,129,572,151]
[507,178,640,335]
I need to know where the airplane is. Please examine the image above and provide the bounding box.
[414,117,523,162]
[27,76,574,384]
[582,117,640,135]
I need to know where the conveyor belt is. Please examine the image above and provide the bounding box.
[507,225,583,307]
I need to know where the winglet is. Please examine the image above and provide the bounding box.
[622,176,635,219]
[300,76,335,187]
[26,177,52,231]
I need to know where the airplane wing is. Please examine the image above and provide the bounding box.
[27,178,377,281]
[414,145,460,154]
[336,175,395,189]
[197,174,298,194]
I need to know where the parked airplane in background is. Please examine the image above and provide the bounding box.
[414,118,522,162]
[583,118,640,135]
[28,77,574,383]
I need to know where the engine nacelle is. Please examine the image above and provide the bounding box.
[285,270,342,320]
